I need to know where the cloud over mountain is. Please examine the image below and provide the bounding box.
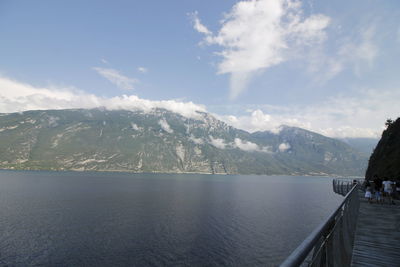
[208,136,227,149]
[0,76,205,119]
[0,75,398,139]
[218,86,400,139]
[234,138,270,153]
[159,119,173,133]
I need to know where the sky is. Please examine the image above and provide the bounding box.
[0,0,399,138]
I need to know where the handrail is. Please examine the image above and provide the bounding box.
[280,183,359,267]
[332,178,363,196]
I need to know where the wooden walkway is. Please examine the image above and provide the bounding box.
[351,191,400,266]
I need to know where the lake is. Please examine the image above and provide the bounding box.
[0,170,343,266]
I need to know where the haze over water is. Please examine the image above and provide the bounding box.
[0,170,343,266]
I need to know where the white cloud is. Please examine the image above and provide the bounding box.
[278,142,291,152]
[218,109,283,133]
[218,87,400,139]
[101,58,108,64]
[137,67,148,73]
[341,26,378,75]
[234,138,271,152]
[0,75,397,139]
[189,135,204,145]
[190,11,212,36]
[308,25,378,83]
[307,49,344,84]
[234,138,259,151]
[357,27,378,67]
[93,67,138,90]
[209,136,227,149]
[158,119,173,133]
[131,123,140,131]
[0,76,206,119]
[207,136,271,152]
[194,0,330,99]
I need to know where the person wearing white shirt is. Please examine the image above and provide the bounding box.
[382,178,394,205]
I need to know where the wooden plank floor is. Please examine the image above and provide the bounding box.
[351,191,400,267]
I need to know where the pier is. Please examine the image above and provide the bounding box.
[281,178,400,267]
[351,189,400,266]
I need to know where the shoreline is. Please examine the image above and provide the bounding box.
[0,167,363,178]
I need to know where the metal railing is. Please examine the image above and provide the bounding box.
[280,181,360,267]
[332,178,361,196]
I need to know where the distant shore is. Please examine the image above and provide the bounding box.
[0,167,363,178]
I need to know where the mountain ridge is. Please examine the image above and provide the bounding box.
[0,108,368,176]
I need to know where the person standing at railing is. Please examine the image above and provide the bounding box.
[365,181,373,204]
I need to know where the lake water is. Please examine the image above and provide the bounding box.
[0,170,343,266]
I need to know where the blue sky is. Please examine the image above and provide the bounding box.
[0,0,399,138]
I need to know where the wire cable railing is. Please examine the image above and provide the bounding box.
[280,180,360,267]
[332,178,363,196]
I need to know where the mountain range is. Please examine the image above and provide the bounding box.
[0,109,369,176]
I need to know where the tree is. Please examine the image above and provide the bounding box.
[385,118,393,128]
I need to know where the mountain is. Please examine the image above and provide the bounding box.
[338,138,378,155]
[365,118,400,180]
[251,126,367,176]
[0,109,368,176]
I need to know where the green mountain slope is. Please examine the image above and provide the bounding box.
[0,109,368,175]
[339,138,379,154]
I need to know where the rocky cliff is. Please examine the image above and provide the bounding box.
[365,118,400,179]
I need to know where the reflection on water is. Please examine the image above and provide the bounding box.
[0,170,342,266]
